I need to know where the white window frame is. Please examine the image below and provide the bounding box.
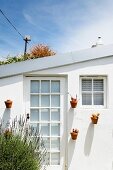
[24,76,66,170]
[80,76,107,108]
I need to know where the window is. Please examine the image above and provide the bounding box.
[81,77,106,107]
[30,80,61,165]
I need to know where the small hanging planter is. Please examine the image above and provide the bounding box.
[4,99,13,108]
[70,97,78,108]
[91,113,100,124]
[70,129,79,140]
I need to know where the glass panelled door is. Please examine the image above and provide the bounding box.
[25,77,66,169]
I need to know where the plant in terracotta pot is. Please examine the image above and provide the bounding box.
[70,95,78,108]
[4,99,13,108]
[91,113,100,124]
[70,128,79,140]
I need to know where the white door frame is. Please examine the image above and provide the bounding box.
[24,76,68,170]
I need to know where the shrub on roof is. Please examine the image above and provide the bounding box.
[29,44,56,58]
[0,44,56,65]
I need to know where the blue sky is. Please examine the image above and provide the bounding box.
[1,0,113,58]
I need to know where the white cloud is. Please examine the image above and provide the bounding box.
[23,12,35,25]
[23,0,113,53]
[52,0,113,52]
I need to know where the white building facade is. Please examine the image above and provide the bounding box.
[0,44,113,170]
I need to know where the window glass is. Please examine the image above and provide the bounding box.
[81,77,105,106]
[51,81,60,93]
[30,109,39,121]
[82,79,92,91]
[41,109,50,121]
[94,93,104,105]
[93,79,104,91]
[51,153,60,165]
[41,123,50,136]
[30,95,39,107]
[30,123,39,134]
[41,80,50,93]
[41,95,50,107]
[51,138,60,150]
[43,137,50,150]
[51,123,60,136]
[82,94,92,105]
[51,95,60,107]
[51,109,60,121]
[31,80,40,93]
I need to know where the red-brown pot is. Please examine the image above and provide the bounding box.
[4,100,13,108]
[70,100,78,108]
[70,132,78,140]
[91,117,98,124]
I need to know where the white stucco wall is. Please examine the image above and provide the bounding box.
[1,56,113,170]
[66,64,113,170]
[29,57,113,170]
[0,75,24,128]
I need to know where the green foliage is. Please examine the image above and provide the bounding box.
[0,55,29,65]
[0,134,40,170]
[0,44,56,65]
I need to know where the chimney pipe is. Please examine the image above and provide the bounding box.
[91,36,103,48]
[96,36,103,46]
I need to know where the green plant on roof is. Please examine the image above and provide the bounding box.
[0,44,56,65]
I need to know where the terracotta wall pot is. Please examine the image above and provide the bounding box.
[70,101,77,108]
[70,129,79,140]
[91,117,98,124]
[70,132,78,140]
[70,98,78,108]
[4,100,13,108]
[91,113,99,124]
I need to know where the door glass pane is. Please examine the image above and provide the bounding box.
[30,123,39,135]
[31,80,40,93]
[30,109,39,121]
[41,109,50,121]
[51,153,60,165]
[82,93,92,105]
[41,123,50,136]
[94,93,104,105]
[41,80,50,93]
[51,138,60,150]
[51,95,60,107]
[82,79,92,91]
[43,137,50,150]
[51,81,60,93]
[51,109,60,121]
[41,95,50,107]
[43,152,50,165]
[51,123,60,136]
[31,95,39,107]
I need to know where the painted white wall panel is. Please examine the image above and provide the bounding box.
[0,75,24,123]
[0,58,113,170]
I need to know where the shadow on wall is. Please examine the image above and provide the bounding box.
[68,108,77,131]
[84,123,94,156]
[2,108,11,129]
[68,138,77,168]
[68,108,77,168]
